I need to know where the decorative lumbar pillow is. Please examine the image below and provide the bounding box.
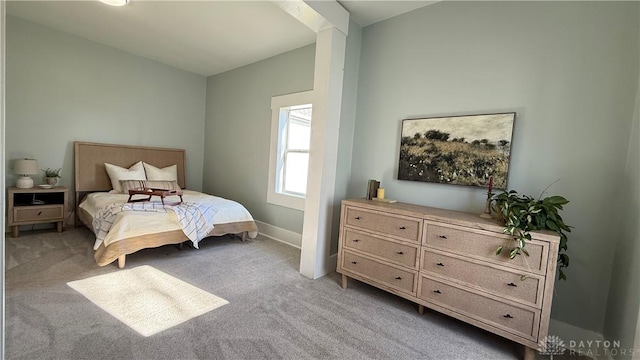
[120,180,181,192]
[119,180,148,193]
[105,161,146,193]
[143,162,178,181]
[144,180,182,191]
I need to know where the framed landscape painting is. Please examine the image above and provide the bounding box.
[397,112,515,189]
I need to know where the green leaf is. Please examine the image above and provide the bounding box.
[495,246,503,255]
[559,269,567,281]
[520,274,529,281]
[545,220,559,231]
[547,196,569,205]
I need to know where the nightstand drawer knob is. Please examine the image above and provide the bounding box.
[503,314,513,319]
[351,261,357,264]
[436,262,445,267]
[352,239,360,242]
[396,251,404,255]
[399,226,406,230]
[507,282,517,287]
[438,235,447,239]
[354,216,361,220]
[433,290,441,294]
[395,276,402,280]
[38,211,42,216]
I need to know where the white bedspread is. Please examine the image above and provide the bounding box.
[80,190,258,249]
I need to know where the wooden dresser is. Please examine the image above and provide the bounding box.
[336,199,559,360]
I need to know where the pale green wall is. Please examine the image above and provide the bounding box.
[202,44,315,234]
[5,16,207,211]
[350,1,639,333]
[604,69,640,357]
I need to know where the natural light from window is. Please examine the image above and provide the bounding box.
[279,105,311,197]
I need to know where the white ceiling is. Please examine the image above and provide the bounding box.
[7,0,437,77]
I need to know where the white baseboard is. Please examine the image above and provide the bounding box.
[253,221,338,277]
[549,319,614,360]
[255,220,302,249]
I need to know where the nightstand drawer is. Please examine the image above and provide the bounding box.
[342,250,417,294]
[13,205,63,222]
[345,207,421,242]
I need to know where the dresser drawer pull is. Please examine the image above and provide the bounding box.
[351,261,357,264]
[396,251,404,255]
[433,290,441,294]
[352,239,360,242]
[38,211,42,216]
[399,226,406,230]
[507,282,518,287]
[354,216,361,220]
[436,262,445,267]
[395,277,402,280]
[503,314,514,319]
[438,235,447,239]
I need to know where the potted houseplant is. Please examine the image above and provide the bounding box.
[42,168,61,186]
[492,189,571,280]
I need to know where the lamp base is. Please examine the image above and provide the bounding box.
[16,176,34,189]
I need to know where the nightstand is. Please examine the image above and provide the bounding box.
[7,186,69,237]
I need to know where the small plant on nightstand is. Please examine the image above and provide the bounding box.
[42,168,61,186]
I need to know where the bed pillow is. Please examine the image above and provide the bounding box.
[143,162,178,181]
[105,161,146,193]
[144,180,182,191]
[120,180,181,192]
[119,180,147,193]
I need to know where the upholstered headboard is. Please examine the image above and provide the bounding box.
[74,141,187,193]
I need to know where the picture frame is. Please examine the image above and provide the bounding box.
[397,112,516,189]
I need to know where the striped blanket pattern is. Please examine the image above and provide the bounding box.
[92,201,218,249]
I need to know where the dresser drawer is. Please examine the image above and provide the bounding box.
[343,229,419,269]
[425,223,546,273]
[345,207,421,242]
[13,205,64,222]
[342,250,417,294]
[419,276,540,341]
[421,249,543,307]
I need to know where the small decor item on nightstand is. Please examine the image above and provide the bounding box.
[13,158,39,189]
[42,168,61,186]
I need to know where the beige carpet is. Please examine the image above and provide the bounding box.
[67,265,228,337]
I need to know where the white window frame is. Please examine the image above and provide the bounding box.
[267,90,314,211]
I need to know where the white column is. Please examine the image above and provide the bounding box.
[299,26,346,279]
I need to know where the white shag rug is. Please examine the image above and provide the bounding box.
[67,265,228,336]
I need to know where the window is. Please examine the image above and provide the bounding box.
[268,91,314,210]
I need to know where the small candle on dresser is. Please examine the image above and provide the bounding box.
[377,188,385,199]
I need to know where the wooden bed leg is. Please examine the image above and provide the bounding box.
[242,231,246,242]
[118,255,126,269]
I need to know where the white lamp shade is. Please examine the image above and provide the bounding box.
[14,159,39,175]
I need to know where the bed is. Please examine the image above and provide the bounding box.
[74,141,259,268]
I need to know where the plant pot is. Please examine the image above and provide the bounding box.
[45,177,58,186]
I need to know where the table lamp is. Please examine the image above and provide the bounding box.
[14,158,39,188]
